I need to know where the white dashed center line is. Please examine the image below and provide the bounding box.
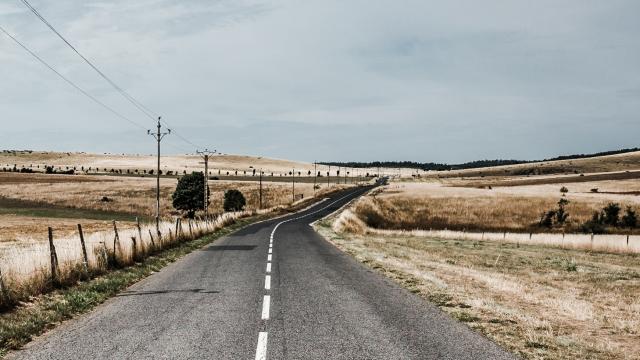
[261,295,271,320]
[255,332,268,360]
[253,189,366,360]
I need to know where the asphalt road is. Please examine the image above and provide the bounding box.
[10,186,514,360]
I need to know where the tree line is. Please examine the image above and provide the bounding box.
[321,147,640,171]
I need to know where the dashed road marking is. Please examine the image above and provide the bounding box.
[261,295,271,320]
[255,332,268,360]
[253,188,370,360]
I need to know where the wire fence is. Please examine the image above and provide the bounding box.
[370,228,640,254]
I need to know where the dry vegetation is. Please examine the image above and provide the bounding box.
[317,219,640,359]
[429,150,640,178]
[353,180,640,235]
[0,172,342,243]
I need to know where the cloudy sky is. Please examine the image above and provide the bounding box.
[0,0,638,163]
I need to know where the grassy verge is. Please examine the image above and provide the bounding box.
[0,215,262,357]
[315,218,640,360]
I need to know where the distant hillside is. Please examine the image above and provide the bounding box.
[322,147,640,172]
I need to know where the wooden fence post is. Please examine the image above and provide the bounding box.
[136,217,145,254]
[131,237,137,261]
[627,234,630,247]
[148,229,156,248]
[188,219,193,238]
[77,224,89,273]
[112,221,120,257]
[591,233,594,250]
[48,227,59,283]
[175,218,180,240]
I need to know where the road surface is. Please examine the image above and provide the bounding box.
[10,186,514,360]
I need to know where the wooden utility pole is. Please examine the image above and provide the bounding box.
[292,168,295,202]
[313,162,317,195]
[259,168,263,209]
[328,165,331,187]
[196,149,216,215]
[147,118,170,236]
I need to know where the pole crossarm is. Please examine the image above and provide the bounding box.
[196,149,217,214]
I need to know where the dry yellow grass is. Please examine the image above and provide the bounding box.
[317,219,640,359]
[0,215,134,244]
[356,181,640,235]
[0,172,319,215]
[427,150,640,178]
[0,150,403,178]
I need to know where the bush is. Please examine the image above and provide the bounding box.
[581,212,607,234]
[556,198,569,224]
[621,207,638,228]
[45,166,54,174]
[223,189,246,212]
[560,186,568,194]
[602,203,621,226]
[539,210,556,228]
[172,172,208,218]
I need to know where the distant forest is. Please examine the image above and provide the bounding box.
[321,147,640,171]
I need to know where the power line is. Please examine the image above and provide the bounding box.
[19,0,208,152]
[19,0,158,122]
[0,23,148,131]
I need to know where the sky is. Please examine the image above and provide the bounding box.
[0,0,638,163]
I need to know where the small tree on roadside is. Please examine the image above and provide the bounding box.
[172,172,209,218]
[223,189,246,212]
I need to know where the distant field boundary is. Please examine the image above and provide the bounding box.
[464,170,640,187]
[366,227,640,254]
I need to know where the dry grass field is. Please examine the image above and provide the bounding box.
[0,150,403,178]
[0,171,346,245]
[317,221,640,360]
[352,179,640,235]
[427,150,640,178]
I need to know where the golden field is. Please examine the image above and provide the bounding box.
[317,221,640,360]
[428,150,640,178]
[351,177,640,235]
[0,150,403,178]
[0,171,351,244]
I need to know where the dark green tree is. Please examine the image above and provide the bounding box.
[223,189,246,212]
[602,203,621,226]
[621,207,638,228]
[172,172,209,218]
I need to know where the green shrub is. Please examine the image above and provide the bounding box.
[223,189,246,212]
